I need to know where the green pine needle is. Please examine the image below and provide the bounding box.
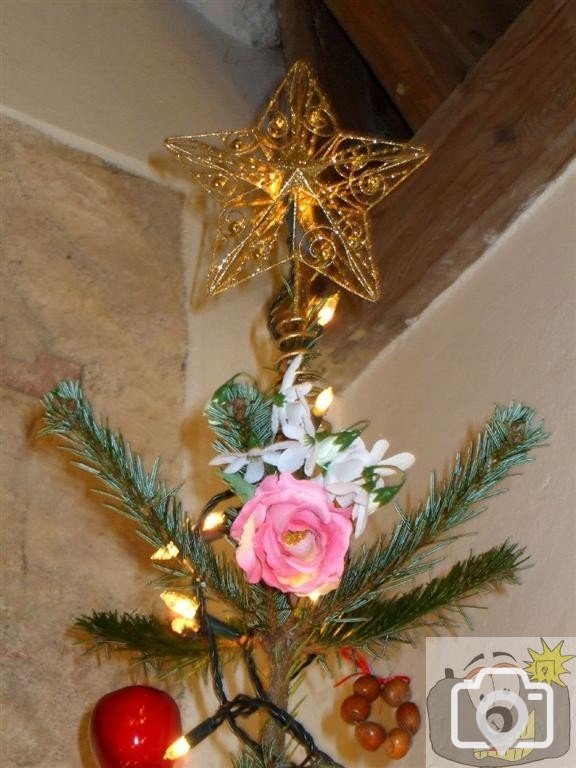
[232,746,336,768]
[74,611,218,677]
[206,377,273,454]
[41,380,188,561]
[313,541,528,648]
[185,528,269,623]
[233,747,291,768]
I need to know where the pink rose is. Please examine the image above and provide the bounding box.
[230,473,352,597]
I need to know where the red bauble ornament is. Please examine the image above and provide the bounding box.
[90,685,182,768]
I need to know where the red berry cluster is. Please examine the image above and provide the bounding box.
[339,675,420,759]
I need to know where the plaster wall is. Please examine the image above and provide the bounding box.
[338,164,576,635]
[0,0,282,498]
[183,0,280,48]
[301,162,575,767]
[0,0,282,181]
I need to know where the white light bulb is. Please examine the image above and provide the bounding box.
[317,294,340,326]
[165,735,191,760]
[171,617,199,635]
[202,510,226,532]
[313,387,334,417]
[150,541,179,560]
[160,591,199,619]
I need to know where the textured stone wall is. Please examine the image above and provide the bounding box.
[0,117,186,766]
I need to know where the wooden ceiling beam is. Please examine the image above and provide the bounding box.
[320,0,576,389]
[325,0,533,130]
[277,0,411,137]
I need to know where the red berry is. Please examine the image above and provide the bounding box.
[355,721,386,751]
[396,701,421,734]
[384,727,412,759]
[340,693,371,723]
[381,678,411,707]
[353,674,381,702]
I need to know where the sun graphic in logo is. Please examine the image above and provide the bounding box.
[524,639,575,686]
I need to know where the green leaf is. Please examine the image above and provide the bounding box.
[372,482,404,506]
[221,471,256,503]
[334,421,368,449]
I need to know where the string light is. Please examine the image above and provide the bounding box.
[150,541,179,560]
[312,387,334,417]
[160,591,199,620]
[307,590,322,603]
[317,294,340,326]
[202,510,226,532]
[164,735,191,760]
[171,616,200,635]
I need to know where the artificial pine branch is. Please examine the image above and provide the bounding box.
[184,529,265,622]
[233,747,292,768]
[308,402,546,625]
[74,611,223,677]
[41,381,189,564]
[312,541,528,649]
[234,749,338,768]
[41,381,261,624]
[42,380,546,766]
[206,377,274,454]
[40,382,290,638]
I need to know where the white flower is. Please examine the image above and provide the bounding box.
[264,441,310,474]
[351,489,377,538]
[323,438,366,484]
[210,441,303,484]
[325,438,414,485]
[302,433,350,478]
[271,355,315,441]
[312,434,345,469]
[322,437,415,538]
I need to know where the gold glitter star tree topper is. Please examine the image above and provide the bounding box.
[165,61,428,302]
